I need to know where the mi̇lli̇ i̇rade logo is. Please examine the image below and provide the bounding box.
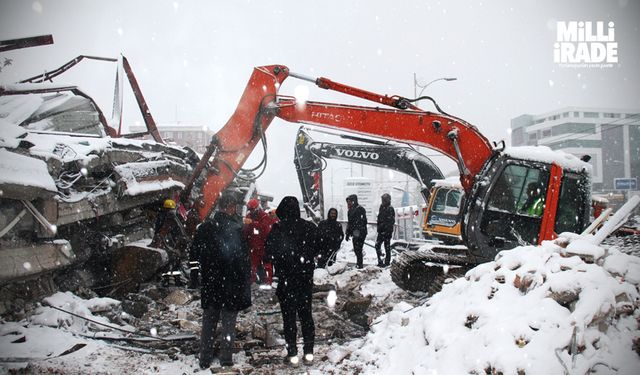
[554,21,618,68]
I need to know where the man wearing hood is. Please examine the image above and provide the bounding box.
[265,196,318,366]
[316,207,344,268]
[190,193,251,369]
[375,193,396,267]
[346,194,368,269]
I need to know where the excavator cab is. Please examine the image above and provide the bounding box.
[463,152,591,262]
[422,180,464,244]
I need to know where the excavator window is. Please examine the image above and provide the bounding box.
[482,163,550,245]
[432,188,462,215]
[554,172,589,234]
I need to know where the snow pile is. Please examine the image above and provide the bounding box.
[30,291,128,333]
[343,236,640,374]
[0,147,57,192]
[0,119,28,148]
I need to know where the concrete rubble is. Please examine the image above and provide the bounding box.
[4,263,424,373]
[0,88,199,315]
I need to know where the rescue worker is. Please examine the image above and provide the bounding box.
[151,199,188,274]
[316,207,344,268]
[345,194,368,269]
[243,198,276,284]
[521,182,545,217]
[151,199,184,248]
[265,196,318,366]
[190,193,251,369]
[374,193,395,267]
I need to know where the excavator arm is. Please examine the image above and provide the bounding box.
[193,64,493,220]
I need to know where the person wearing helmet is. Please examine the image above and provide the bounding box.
[375,193,395,267]
[151,199,185,248]
[520,182,545,217]
[243,198,276,284]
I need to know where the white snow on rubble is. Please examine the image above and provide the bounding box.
[335,236,640,375]
[0,147,57,192]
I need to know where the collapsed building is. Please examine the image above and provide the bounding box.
[0,52,204,315]
[0,87,198,308]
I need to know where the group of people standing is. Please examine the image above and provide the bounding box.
[189,192,395,369]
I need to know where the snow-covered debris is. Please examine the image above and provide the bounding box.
[32,291,125,332]
[0,90,197,289]
[340,235,640,375]
[0,147,57,193]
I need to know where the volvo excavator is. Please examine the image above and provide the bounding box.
[182,64,592,293]
[293,127,468,246]
[293,127,444,218]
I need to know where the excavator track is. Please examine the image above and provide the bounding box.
[390,246,475,294]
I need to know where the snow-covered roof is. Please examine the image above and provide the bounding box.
[503,146,592,173]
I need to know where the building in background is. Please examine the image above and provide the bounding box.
[511,107,639,193]
[129,123,213,154]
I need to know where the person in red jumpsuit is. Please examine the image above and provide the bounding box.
[244,199,277,284]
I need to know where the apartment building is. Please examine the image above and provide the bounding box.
[129,123,213,154]
[511,107,639,192]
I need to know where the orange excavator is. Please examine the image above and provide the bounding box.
[183,65,592,291]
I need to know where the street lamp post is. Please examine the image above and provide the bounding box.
[413,73,457,106]
[330,166,352,218]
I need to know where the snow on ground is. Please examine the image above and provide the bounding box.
[327,235,640,375]
[2,235,639,374]
[0,291,201,374]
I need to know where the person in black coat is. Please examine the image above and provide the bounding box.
[316,207,344,268]
[375,193,395,267]
[190,193,251,368]
[265,196,318,365]
[345,194,368,269]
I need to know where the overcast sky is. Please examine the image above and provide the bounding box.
[1,0,639,206]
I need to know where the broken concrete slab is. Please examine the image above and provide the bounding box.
[0,240,75,284]
[111,243,169,295]
[163,289,193,306]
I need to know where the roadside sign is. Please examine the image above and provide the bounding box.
[614,178,637,190]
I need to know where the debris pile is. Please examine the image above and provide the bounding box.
[0,259,422,374]
[0,91,198,313]
[332,235,640,374]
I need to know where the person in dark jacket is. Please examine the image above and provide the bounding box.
[345,194,368,269]
[265,196,318,366]
[375,193,395,267]
[190,193,251,369]
[316,207,344,268]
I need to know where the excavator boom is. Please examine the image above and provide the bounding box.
[194,65,288,220]
[193,64,493,219]
[276,99,492,191]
